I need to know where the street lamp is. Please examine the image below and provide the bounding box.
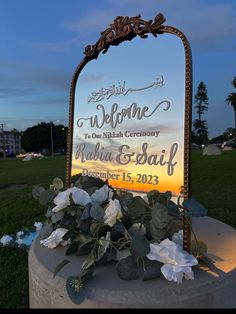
[50,120,60,157]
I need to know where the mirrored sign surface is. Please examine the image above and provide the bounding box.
[71,33,186,197]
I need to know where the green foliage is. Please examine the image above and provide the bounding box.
[51,211,65,224]
[191,240,208,259]
[32,186,45,200]
[39,189,56,206]
[116,256,139,280]
[21,122,67,153]
[51,177,64,191]
[130,232,150,257]
[66,276,86,305]
[53,259,70,278]
[225,76,236,129]
[149,202,170,240]
[90,204,105,222]
[65,242,79,256]
[39,222,53,239]
[141,258,163,281]
[193,81,209,144]
[33,174,209,305]
[127,196,150,218]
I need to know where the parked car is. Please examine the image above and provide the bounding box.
[221,140,236,149]
[16,152,44,161]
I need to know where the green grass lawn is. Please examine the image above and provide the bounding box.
[191,150,236,227]
[0,156,66,309]
[0,151,235,308]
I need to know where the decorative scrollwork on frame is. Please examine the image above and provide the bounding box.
[84,13,166,60]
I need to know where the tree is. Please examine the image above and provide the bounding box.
[21,122,67,154]
[225,77,236,130]
[193,81,209,144]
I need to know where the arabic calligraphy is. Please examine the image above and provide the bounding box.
[88,75,164,103]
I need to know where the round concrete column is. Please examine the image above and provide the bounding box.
[28,217,236,308]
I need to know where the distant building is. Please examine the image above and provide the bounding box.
[0,130,22,157]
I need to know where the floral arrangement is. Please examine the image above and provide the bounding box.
[0,222,43,249]
[32,175,208,305]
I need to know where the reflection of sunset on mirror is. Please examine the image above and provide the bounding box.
[71,152,184,195]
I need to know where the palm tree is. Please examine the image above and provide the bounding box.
[226,77,236,129]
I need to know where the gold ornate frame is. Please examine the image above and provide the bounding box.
[65,13,192,251]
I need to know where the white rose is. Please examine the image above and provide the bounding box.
[52,187,91,212]
[40,228,69,248]
[146,238,198,283]
[52,188,74,212]
[72,188,91,206]
[16,231,24,238]
[0,235,13,246]
[91,185,113,204]
[104,199,123,227]
[34,222,43,231]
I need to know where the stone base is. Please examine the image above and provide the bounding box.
[28,217,236,308]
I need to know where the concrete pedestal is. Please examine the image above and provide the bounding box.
[28,217,236,308]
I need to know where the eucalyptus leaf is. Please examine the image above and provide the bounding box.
[80,266,95,282]
[77,241,92,256]
[66,276,86,305]
[52,177,64,191]
[39,189,56,206]
[63,229,74,241]
[191,239,208,258]
[106,247,117,262]
[113,222,126,235]
[71,174,82,186]
[96,234,110,261]
[65,242,79,256]
[168,201,181,217]
[183,198,207,217]
[90,203,105,222]
[82,255,96,270]
[116,249,131,261]
[149,202,170,241]
[130,231,150,257]
[147,190,171,206]
[51,211,65,224]
[127,196,149,219]
[90,223,99,235]
[39,222,53,239]
[61,214,77,227]
[79,176,105,190]
[141,259,162,281]
[116,256,139,280]
[128,223,145,238]
[85,186,98,196]
[66,204,80,215]
[32,186,45,200]
[147,190,160,206]
[81,204,91,220]
[79,221,92,236]
[118,191,133,208]
[45,206,54,218]
[53,259,70,278]
[77,233,91,243]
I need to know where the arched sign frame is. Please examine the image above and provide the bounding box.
[65,13,192,251]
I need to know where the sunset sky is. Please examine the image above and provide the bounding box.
[1,0,236,138]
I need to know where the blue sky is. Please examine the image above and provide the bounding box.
[0,0,236,137]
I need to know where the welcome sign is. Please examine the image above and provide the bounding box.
[67,14,191,202]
